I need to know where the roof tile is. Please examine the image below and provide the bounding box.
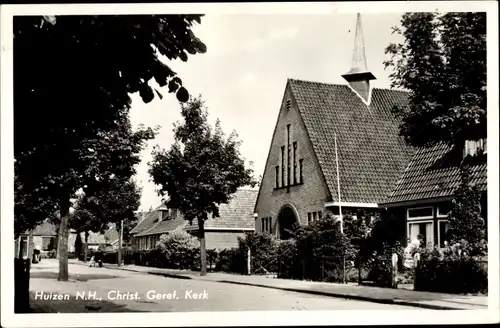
[386,143,487,203]
[288,79,414,203]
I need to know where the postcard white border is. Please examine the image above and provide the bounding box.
[1,1,499,327]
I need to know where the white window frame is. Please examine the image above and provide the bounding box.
[407,206,433,221]
[437,219,450,248]
[407,219,435,247]
[437,206,450,218]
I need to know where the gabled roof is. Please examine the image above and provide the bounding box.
[385,143,487,204]
[130,205,162,235]
[135,215,187,237]
[186,189,258,231]
[28,220,58,236]
[288,79,414,204]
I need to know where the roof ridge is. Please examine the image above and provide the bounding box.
[288,78,409,94]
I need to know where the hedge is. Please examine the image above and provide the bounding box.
[415,259,488,294]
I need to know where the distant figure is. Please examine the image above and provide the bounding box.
[89,255,96,267]
[33,245,41,263]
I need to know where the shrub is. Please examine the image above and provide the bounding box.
[156,230,201,269]
[215,248,246,273]
[238,232,279,274]
[415,243,488,294]
[277,239,301,279]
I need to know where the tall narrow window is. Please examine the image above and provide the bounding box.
[293,142,297,184]
[308,212,312,224]
[275,166,279,188]
[313,212,317,222]
[269,218,273,233]
[287,125,291,189]
[261,218,265,231]
[299,159,304,184]
[281,146,285,187]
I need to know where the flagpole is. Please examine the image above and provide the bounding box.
[334,133,346,284]
[334,133,343,233]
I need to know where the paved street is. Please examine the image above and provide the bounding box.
[28,260,414,312]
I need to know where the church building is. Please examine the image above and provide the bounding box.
[254,14,413,239]
[254,14,487,247]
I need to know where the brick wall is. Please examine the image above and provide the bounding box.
[254,83,332,233]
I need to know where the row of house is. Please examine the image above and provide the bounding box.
[15,221,119,259]
[131,188,258,251]
[17,14,487,258]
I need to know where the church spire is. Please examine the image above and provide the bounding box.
[342,13,376,103]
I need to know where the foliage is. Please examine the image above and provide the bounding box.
[156,230,201,269]
[384,12,486,148]
[416,243,487,294]
[446,165,486,254]
[102,249,134,265]
[214,248,246,274]
[149,96,255,274]
[238,232,279,274]
[14,15,206,280]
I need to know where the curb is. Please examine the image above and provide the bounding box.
[214,280,460,310]
[71,261,484,310]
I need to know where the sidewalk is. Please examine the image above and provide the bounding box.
[70,259,488,310]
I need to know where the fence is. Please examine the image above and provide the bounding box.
[415,259,488,294]
[14,258,31,313]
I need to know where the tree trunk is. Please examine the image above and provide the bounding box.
[198,218,207,276]
[118,220,123,267]
[58,198,70,281]
[56,225,60,259]
[27,230,34,262]
[84,231,89,263]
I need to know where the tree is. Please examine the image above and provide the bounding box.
[447,165,486,254]
[14,15,206,281]
[149,97,255,275]
[71,117,149,266]
[384,12,486,148]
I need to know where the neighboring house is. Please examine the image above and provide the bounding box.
[131,188,258,251]
[254,14,488,247]
[131,203,186,251]
[68,227,119,253]
[380,141,487,248]
[254,14,413,240]
[15,219,58,259]
[185,188,258,250]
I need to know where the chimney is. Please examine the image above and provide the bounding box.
[341,13,376,103]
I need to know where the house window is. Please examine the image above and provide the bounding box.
[464,138,487,157]
[308,212,312,225]
[407,207,434,247]
[269,218,273,234]
[281,146,285,187]
[408,221,434,247]
[275,166,280,188]
[317,211,322,220]
[42,236,56,251]
[438,220,450,248]
[287,125,291,188]
[293,142,297,184]
[261,218,265,232]
[312,212,317,222]
[408,207,433,219]
[299,159,303,184]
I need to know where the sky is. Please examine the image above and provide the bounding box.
[128,13,405,211]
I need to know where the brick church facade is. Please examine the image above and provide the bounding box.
[253,14,487,246]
